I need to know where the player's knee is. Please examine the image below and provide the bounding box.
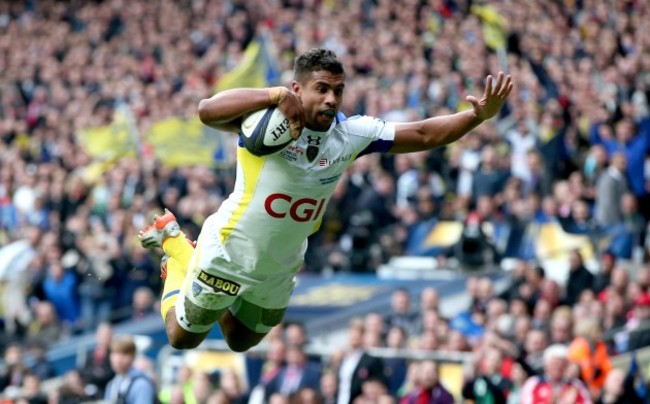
[169,335,202,350]
[165,314,205,350]
[223,336,256,353]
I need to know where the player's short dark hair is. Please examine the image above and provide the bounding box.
[294,48,344,83]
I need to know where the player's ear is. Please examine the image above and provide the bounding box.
[291,80,301,96]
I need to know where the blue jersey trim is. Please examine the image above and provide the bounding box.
[357,139,394,158]
[162,289,180,301]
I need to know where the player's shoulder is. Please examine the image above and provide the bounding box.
[335,114,389,137]
[336,114,386,126]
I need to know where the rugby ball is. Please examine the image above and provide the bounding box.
[240,107,293,156]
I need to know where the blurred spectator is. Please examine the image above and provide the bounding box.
[595,153,629,227]
[521,329,547,375]
[383,326,408,395]
[607,193,645,259]
[499,260,528,302]
[462,348,509,404]
[265,344,321,400]
[79,322,114,397]
[567,318,612,398]
[418,287,439,313]
[471,146,509,204]
[220,368,249,404]
[26,342,55,381]
[17,372,47,404]
[353,377,389,404]
[158,364,194,404]
[269,392,290,404]
[596,368,644,404]
[255,338,287,390]
[384,289,418,337]
[598,267,630,304]
[0,343,27,392]
[319,372,338,404]
[54,370,91,404]
[40,258,80,330]
[593,252,617,295]
[620,292,650,351]
[506,361,531,404]
[549,307,574,346]
[336,320,386,404]
[192,371,215,404]
[130,286,156,320]
[363,313,387,345]
[521,345,592,404]
[292,387,324,404]
[400,360,453,404]
[564,250,594,307]
[285,323,309,348]
[25,300,61,347]
[0,227,41,337]
[104,335,156,403]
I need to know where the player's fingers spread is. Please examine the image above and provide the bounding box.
[466,95,479,107]
[503,82,514,98]
[499,76,512,97]
[484,75,493,96]
[493,72,504,95]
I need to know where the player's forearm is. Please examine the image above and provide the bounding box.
[198,88,276,127]
[421,109,484,147]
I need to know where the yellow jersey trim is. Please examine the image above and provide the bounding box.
[219,147,265,243]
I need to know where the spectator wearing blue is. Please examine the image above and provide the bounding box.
[264,344,321,400]
[41,259,80,329]
[606,193,645,259]
[590,117,650,206]
[104,335,156,404]
[471,146,509,204]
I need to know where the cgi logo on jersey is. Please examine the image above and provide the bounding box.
[264,193,327,222]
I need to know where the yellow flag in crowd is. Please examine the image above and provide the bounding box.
[471,4,508,51]
[215,36,280,92]
[76,105,138,160]
[146,117,232,168]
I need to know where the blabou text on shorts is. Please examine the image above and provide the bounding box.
[197,270,241,295]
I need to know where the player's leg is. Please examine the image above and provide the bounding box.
[140,210,229,349]
[218,302,287,352]
[218,273,295,352]
[159,253,226,349]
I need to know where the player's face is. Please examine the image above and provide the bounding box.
[293,70,345,131]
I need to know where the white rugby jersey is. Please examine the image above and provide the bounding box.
[212,114,395,274]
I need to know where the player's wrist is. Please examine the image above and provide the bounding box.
[469,108,486,123]
[268,87,289,106]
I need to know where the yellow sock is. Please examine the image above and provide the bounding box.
[160,233,195,320]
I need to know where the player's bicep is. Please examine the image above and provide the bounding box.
[204,118,243,134]
[390,121,438,153]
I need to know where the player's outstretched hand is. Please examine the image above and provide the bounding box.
[466,72,513,122]
[278,91,305,140]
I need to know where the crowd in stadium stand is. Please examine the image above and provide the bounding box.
[1,0,650,402]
